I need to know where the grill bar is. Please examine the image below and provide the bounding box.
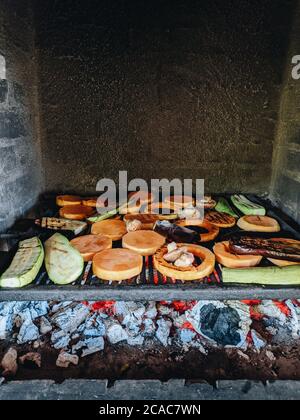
[0,194,299,301]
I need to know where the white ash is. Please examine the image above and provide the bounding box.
[40,317,52,335]
[51,304,90,333]
[106,323,128,344]
[142,318,156,338]
[180,329,196,344]
[17,320,39,344]
[156,318,172,347]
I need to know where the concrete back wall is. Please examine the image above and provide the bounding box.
[34,0,294,195]
[0,0,42,232]
[271,1,300,224]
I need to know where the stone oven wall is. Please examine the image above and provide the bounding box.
[271,2,300,224]
[33,0,294,195]
[0,0,42,232]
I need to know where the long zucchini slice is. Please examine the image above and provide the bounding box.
[231,195,266,216]
[45,233,84,285]
[0,237,44,288]
[222,265,300,286]
[215,198,239,218]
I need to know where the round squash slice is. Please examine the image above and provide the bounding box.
[93,248,143,281]
[154,243,215,281]
[237,215,280,233]
[176,219,219,242]
[165,196,195,210]
[123,213,160,230]
[122,230,166,256]
[91,219,127,241]
[214,241,262,269]
[56,195,82,207]
[70,234,112,262]
[204,211,236,228]
[128,191,155,204]
[82,197,106,208]
[267,238,300,267]
[59,205,94,221]
[145,202,179,220]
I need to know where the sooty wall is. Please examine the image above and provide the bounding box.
[34,0,294,194]
[271,2,300,224]
[0,0,42,232]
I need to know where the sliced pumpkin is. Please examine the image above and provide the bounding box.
[70,234,112,262]
[176,219,219,242]
[154,243,215,281]
[91,219,127,241]
[237,215,280,233]
[214,241,262,269]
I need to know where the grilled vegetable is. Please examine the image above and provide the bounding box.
[0,237,44,288]
[230,237,300,263]
[88,208,119,223]
[37,217,87,235]
[45,233,84,285]
[215,198,239,218]
[222,265,300,286]
[231,195,266,216]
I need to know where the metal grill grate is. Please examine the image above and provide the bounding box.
[0,194,300,301]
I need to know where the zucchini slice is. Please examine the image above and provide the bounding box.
[45,233,84,285]
[222,265,300,286]
[231,195,266,216]
[0,237,44,288]
[215,198,239,218]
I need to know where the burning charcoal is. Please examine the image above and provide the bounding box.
[17,320,39,344]
[157,304,173,316]
[107,324,128,344]
[0,315,13,340]
[19,352,41,369]
[142,318,156,338]
[251,330,266,351]
[56,352,79,368]
[51,330,71,349]
[39,317,52,335]
[257,301,287,324]
[186,301,251,347]
[52,304,90,333]
[1,348,18,377]
[156,318,172,347]
[82,314,106,338]
[25,302,49,320]
[180,329,196,344]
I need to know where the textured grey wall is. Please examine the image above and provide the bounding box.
[0,0,42,232]
[271,2,300,224]
[34,0,294,195]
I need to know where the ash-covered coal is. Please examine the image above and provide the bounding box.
[1,299,300,376]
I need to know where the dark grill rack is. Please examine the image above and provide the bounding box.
[0,194,300,301]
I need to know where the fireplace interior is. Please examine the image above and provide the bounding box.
[0,0,300,398]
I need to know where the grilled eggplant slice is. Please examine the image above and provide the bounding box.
[45,233,84,285]
[38,217,87,235]
[0,237,44,288]
[229,237,300,263]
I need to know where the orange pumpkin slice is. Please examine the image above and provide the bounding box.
[214,241,262,269]
[91,219,127,241]
[56,195,82,207]
[237,215,280,233]
[70,234,112,262]
[122,230,165,256]
[59,205,94,221]
[93,248,143,281]
[176,219,219,242]
[154,243,215,281]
